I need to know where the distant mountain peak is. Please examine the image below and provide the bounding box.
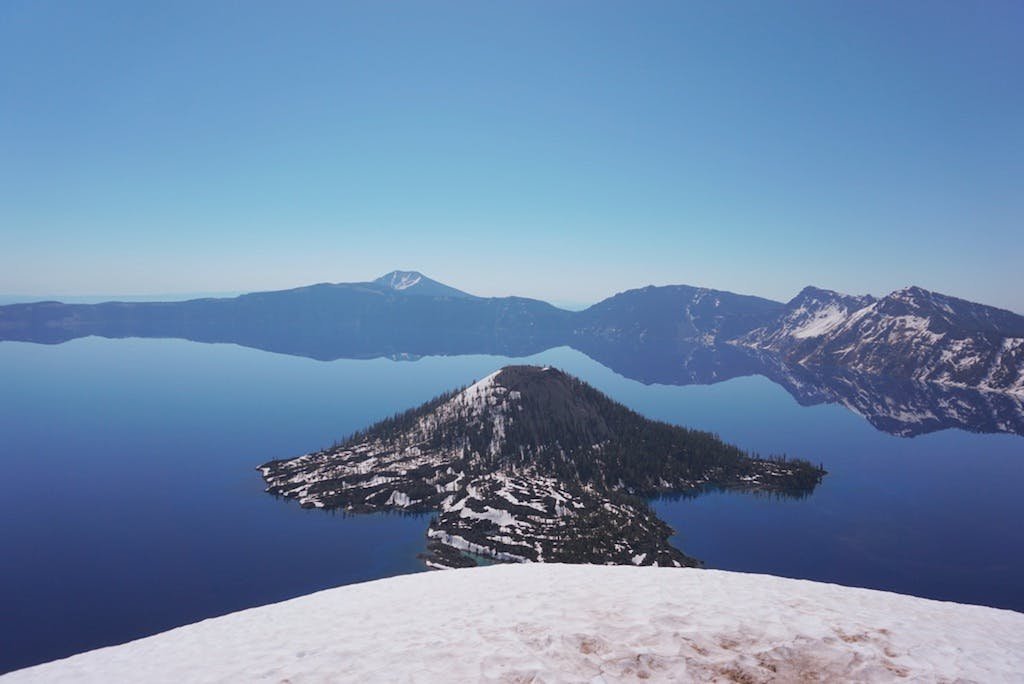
[737,286,875,347]
[372,270,475,299]
[791,285,875,305]
[892,284,929,296]
[794,285,849,300]
[886,285,934,304]
[377,270,425,291]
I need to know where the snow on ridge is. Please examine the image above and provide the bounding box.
[458,369,503,405]
[420,369,521,458]
[7,564,1023,683]
[790,302,848,339]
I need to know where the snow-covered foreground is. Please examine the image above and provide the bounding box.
[7,565,1024,683]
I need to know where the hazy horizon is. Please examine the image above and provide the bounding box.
[3,267,1023,316]
[2,2,1022,311]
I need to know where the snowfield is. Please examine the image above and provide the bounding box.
[6,564,1024,683]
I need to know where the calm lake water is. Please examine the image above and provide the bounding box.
[2,338,1022,672]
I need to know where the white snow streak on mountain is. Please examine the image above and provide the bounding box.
[387,271,422,290]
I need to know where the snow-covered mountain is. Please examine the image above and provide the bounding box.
[740,285,1024,395]
[372,269,475,298]
[260,366,824,569]
[737,286,876,348]
[7,564,1023,683]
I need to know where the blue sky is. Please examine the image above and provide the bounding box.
[2,1,1022,311]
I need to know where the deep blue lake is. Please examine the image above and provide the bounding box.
[2,337,1023,673]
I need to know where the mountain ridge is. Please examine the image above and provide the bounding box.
[2,271,1021,317]
[740,284,1024,395]
[2,271,1021,396]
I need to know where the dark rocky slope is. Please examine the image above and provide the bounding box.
[260,366,825,568]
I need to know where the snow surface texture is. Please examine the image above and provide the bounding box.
[8,564,1024,683]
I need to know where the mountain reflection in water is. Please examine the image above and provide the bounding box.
[4,320,1021,439]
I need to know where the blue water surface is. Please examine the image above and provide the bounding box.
[1,338,1022,672]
